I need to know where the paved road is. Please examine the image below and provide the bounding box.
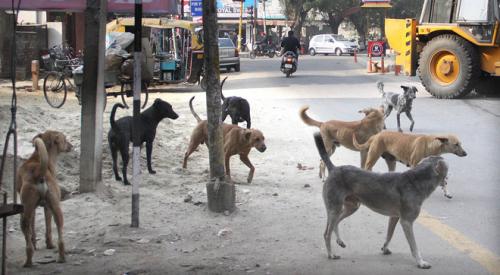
[220,55,500,274]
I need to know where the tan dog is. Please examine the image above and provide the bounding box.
[299,105,385,179]
[183,96,267,183]
[16,130,73,267]
[353,131,467,198]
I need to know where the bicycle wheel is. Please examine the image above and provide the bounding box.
[43,72,67,108]
[120,82,149,109]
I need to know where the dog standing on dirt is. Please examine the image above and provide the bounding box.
[183,96,266,183]
[108,99,179,185]
[16,130,73,267]
[299,105,385,179]
[314,132,448,269]
[353,131,467,198]
[377,81,417,132]
[220,77,251,129]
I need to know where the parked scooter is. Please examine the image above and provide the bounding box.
[280,51,297,77]
[249,41,276,59]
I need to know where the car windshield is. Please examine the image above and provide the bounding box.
[457,0,491,21]
[218,38,235,48]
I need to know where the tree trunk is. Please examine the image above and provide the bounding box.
[327,12,342,34]
[202,0,235,213]
[293,8,308,39]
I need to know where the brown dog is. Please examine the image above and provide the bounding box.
[353,131,467,198]
[183,96,266,183]
[16,130,72,267]
[299,105,385,179]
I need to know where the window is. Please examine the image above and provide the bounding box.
[430,0,453,23]
[457,0,491,22]
[218,38,234,48]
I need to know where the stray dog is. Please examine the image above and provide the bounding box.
[314,132,448,269]
[299,105,385,179]
[183,96,266,183]
[377,81,417,132]
[16,131,73,267]
[353,131,466,198]
[220,76,251,129]
[108,98,179,185]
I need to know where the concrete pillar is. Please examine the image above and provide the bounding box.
[79,0,107,193]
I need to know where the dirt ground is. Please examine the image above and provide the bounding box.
[0,82,349,275]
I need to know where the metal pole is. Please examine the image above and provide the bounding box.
[131,0,142,228]
[237,0,243,51]
[262,0,267,35]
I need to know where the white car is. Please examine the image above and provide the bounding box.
[308,34,359,56]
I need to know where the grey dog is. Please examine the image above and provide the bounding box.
[313,132,448,269]
[377,81,417,132]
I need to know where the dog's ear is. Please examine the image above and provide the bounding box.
[433,159,448,176]
[400,85,409,90]
[244,130,252,141]
[436,137,449,144]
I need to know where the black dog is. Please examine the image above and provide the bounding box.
[108,99,179,185]
[377,81,417,132]
[220,77,251,129]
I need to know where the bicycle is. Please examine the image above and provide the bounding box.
[43,58,82,108]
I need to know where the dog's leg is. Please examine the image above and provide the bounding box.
[334,196,360,248]
[381,217,399,255]
[383,105,392,129]
[111,147,122,181]
[400,219,430,269]
[239,154,255,184]
[31,214,37,250]
[44,207,55,249]
[183,136,203,169]
[442,183,453,199]
[20,200,36,267]
[146,141,156,174]
[120,149,130,185]
[224,154,232,182]
[405,110,415,132]
[396,111,403,132]
[324,210,341,260]
[245,117,251,129]
[48,199,66,263]
[360,150,368,169]
[384,158,397,172]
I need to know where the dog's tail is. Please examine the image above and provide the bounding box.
[352,133,372,151]
[110,103,125,132]
[299,106,322,128]
[189,96,202,123]
[220,76,228,100]
[314,132,334,173]
[376,81,385,95]
[33,137,49,178]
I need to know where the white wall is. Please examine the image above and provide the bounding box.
[17,11,46,24]
[47,22,63,48]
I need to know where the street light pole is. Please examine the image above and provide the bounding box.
[237,0,243,51]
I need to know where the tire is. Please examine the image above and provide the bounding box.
[120,82,149,109]
[249,51,256,59]
[335,48,342,56]
[268,51,275,58]
[43,72,67,108]
[475,76,500,96]
[309,48,316,56]
[234,64,240,72]
[286,71,291,78]
[418,34,480,99]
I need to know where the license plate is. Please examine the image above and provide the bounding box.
[42,54,50,60]
[284,63,292,68]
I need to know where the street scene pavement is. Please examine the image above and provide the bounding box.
[1,55,499,274]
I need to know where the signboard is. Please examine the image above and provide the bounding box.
[216,0,285,19]
[256,0,286,20]
[368,41,385,57]
[0,0,178,13]
[191,0,202,17]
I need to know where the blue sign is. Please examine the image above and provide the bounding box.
[191,0,202,17]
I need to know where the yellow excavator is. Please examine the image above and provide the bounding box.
[385,0,500,98]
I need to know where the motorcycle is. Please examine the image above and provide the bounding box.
[280,51,297,78]
[249,41,276,59]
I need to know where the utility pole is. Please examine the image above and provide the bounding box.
[131,0,143,228]
[262,0,267,35]
[80,0,106,193]
[202,0,235,213]
[237,0,244,51]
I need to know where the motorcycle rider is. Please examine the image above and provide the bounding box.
[280,30,301,58]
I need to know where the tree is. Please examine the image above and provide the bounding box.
[309,0,360,34]
[280,0,314,39]
[202,0,235,213]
